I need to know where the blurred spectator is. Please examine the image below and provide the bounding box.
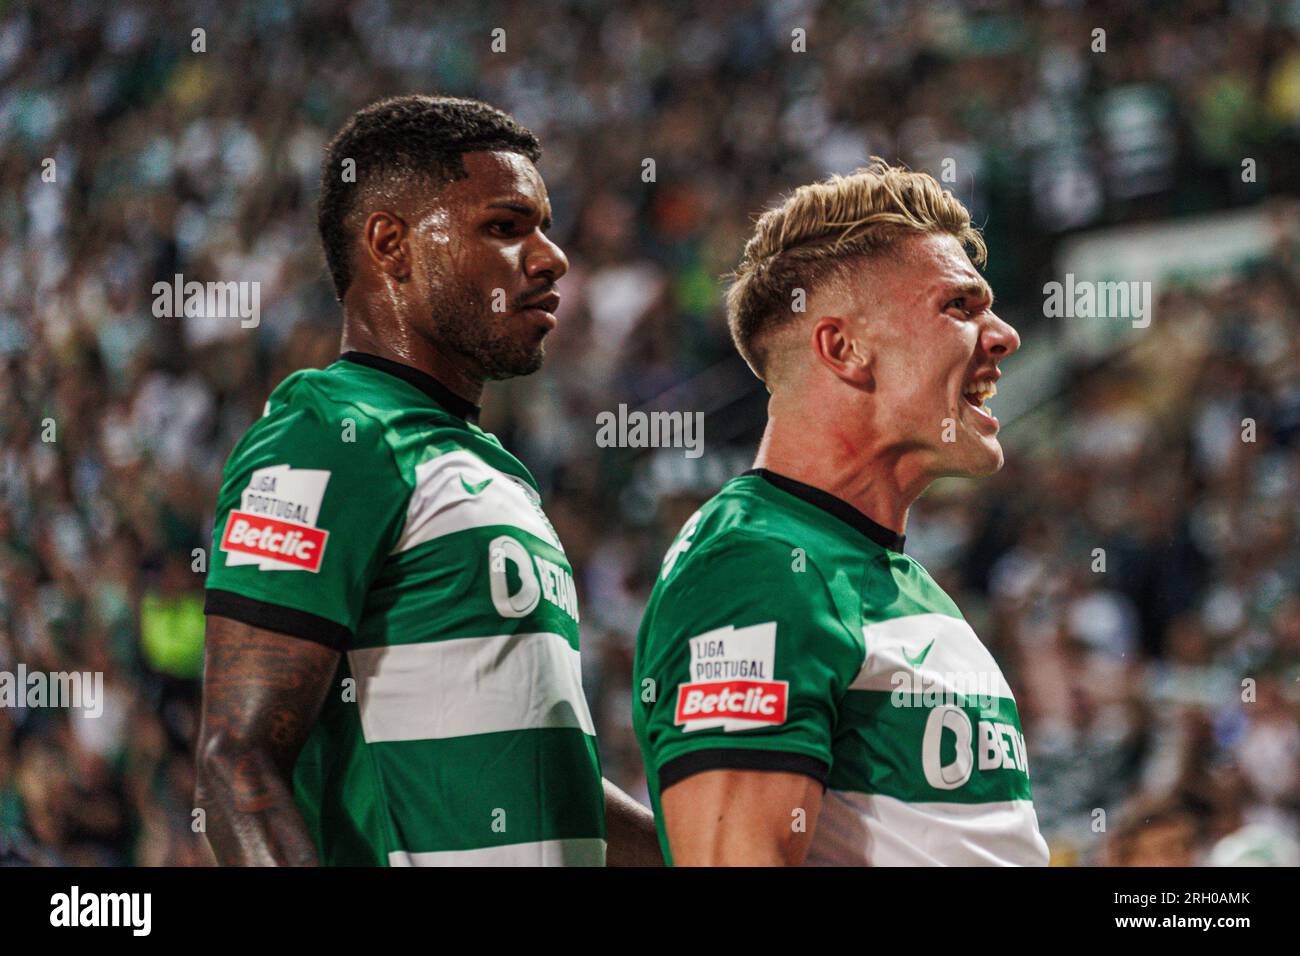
[1105,795,1200,867]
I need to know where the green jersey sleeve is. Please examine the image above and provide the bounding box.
[204,377,410,648]
[635,528,863,792]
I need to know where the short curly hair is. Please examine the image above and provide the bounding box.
[317,95,542,300]
[726,159,987,379]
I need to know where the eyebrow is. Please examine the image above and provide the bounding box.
[486,200,552,230]
[944,280,995,308]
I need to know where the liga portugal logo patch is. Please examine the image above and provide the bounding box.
[220,465,331,572]
[674,622,789,732]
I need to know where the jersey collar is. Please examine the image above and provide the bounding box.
[744,468,906,553]
[340,351,481,424]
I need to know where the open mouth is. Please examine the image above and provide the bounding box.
[962,380,997,408]
[962,378,999,425]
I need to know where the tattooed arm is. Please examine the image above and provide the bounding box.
[195,616,340,866]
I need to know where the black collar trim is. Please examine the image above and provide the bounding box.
[340,351,481,424]
[744,468,906,553]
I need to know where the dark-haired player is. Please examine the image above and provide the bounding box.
[196,95,657,866]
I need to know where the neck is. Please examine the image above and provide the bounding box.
[752,390,931,535]
[341,298,484,405]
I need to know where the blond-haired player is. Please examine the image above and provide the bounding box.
[632,161,1049,865]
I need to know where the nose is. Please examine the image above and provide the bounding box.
[525,231,569,284]
[984,310,1020,359]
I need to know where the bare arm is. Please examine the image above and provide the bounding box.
[660,769,824,866]
[195,615,340,866]
[603,778,663,866]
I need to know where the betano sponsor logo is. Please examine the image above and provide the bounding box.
[921,704,1029,790]
[487,535,580,623]
[221,511,328,572]
[0,665,103,717]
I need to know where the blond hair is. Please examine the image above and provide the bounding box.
[725,159,987,378]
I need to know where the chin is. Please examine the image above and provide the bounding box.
[481,342,546,381]
[940,438,1004,479]
[971,450,1004,476]
[516,342,546,376]
[969,439,1005,476]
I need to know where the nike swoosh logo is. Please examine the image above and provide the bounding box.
[460,474,494,495]
[903,638,935,668]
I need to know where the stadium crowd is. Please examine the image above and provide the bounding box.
[1,0,1297,865]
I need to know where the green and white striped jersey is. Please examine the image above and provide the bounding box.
[205,352,605,866]
[633,469,1049,866]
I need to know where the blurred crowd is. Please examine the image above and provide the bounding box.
[0,0,1296,865]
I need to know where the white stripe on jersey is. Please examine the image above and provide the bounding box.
[852,612,1014,701]
[349,631,596,743]
[395,450,562,553]
[388,838,607,867]
[807,790,1050,866]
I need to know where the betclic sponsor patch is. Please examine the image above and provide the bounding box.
[220,465,331,572]
[674,622,788,732]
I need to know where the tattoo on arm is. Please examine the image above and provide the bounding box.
[195,616,340,866]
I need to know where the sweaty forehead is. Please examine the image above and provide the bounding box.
[447,150,548,210]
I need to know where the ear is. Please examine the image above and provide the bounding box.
[810,316,874,389]
[363,210,410,281]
